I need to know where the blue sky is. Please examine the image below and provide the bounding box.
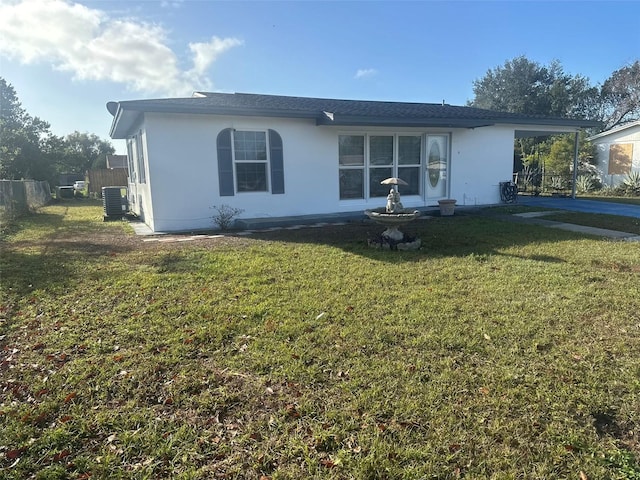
[1,0,638,154]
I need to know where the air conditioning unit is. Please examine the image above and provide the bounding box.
[102,186,128,220]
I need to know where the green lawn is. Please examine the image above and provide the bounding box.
[1,202,639,479]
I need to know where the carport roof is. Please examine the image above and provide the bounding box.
[107,92,601,139]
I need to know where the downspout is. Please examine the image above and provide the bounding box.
[571,131,579,199]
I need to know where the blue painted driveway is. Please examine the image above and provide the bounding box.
[518,196,640,219]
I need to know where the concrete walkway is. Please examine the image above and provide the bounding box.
[505,210,640,242]
[510,196,640,242]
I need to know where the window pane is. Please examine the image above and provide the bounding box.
[234,131,267,161]
[398,167,420,195]
[339,169,364,199]
[236,162,267,192]
[369,136,393,165]
[398,136,421,165]
[369,167,393,197]
[339,135,364,166]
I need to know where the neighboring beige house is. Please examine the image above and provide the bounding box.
[106,154,129,170]
[588,120,640,187]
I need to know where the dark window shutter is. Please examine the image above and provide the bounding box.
[217,128,234,196]
[269,129,284,194]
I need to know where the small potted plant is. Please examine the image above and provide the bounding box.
[438,199,457,216]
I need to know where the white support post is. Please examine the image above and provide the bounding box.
[571,131,579,199]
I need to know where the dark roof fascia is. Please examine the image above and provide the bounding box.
[315,115,495,129]
[496,117,601,129]
[116,100,321,120]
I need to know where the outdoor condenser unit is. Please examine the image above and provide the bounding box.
[102,186,128,220]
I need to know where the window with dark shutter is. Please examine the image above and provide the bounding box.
[217,128,285,196]
[217,128,234,196]
[269,129,284,194]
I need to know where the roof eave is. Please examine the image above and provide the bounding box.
[109,106,144,139]
[587,119,640,141]
[316,115,495,129]
[117,101,320,120]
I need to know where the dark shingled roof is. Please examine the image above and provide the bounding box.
[108,92,601,138]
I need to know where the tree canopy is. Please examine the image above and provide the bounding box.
[0,78,114,185]
[599,60,640,129]
[469,56,639,130]
[1,78,53,182]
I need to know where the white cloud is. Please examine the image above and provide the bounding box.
[0,0,243,96]
[188,37,244,76]
[355,68,378,79]
[160,0,184,8]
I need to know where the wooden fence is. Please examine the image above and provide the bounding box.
[87,169,128,196]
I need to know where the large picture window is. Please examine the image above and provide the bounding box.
[369,136,394,197]
[339,135,365,199]
[398,135,421,196]
[339,133,423,199]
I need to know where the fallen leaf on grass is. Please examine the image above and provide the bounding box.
[580,472,588,480]
[53,449,71,461]
[64,392,77,403]
[285,404,300,418]
[320,459,336,468]
[6,448,23,460]
[59,415,73,423]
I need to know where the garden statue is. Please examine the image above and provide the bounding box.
[386,188,404,213]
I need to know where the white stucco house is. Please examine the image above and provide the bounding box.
[107,92,599,233]
[587,120,640,188]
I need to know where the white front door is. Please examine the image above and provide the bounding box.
[425,135,448,201]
